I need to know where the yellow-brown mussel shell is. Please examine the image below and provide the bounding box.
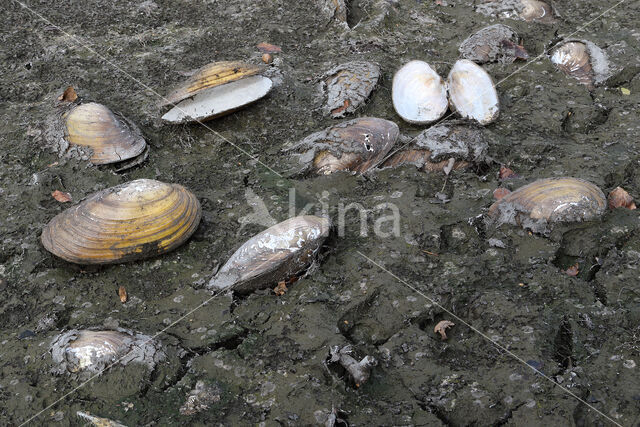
[41,179,201,264]
[488,177,606,233]
[62,102,147,165]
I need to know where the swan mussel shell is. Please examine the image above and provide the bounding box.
[382,121,488,172]
[488,177,606,233]
[459,24,528,64]
[550,40,611,89]
[322,61,380,118]
[41,179,201,265]
[447,59,500,125]
[46,96,147,169]
[160,60,273,124]
[476,0,554,23]
[392,60,448,125]
[283,117,399,176]
[208,215,330,294]
[50,329,165,375]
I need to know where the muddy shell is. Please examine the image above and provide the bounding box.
[208,215,331,294]
[476,0,554,23]
[608,187,636,210]
[322,61,380,118]
[447,60,500,125]
[459,24,528,64]
[50,329,165,375]
[550,40,611,89]
[41,179,201,265]
[488,177,606,233]
[283,117,399,176]
[392,60,448,125]
[160,61,273,123]
[382,121,488,172]
[77,411,126,427]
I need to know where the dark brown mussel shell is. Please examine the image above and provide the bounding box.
[208,216,330,294]
[283,117,398,176]
[459,24,528,64]
[322,61,380,118]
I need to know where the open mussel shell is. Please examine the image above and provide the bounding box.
[208,215,330,294]
[322,61,380,118]
[41,179,201,265]
[392,60,448,125]
[50,329,165,375]
[488,177,606,233]
[283,117,399,176]
[550,40,610,89]
[476,0,554,23]
[447,60,499,125]
[382,121,488,172]
[160,61,273,123]
[459,24,528,64]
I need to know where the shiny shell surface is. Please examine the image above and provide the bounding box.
[392,60,448,125]
[62,102,146,165]
[476,0,554,23]
[459,24,528,64]
[50,329,165,375]
[488,177,606,233]
[284,117,399,176]
[322,61,380,118]
[41,179,201,264]
[382,121,488,172]
[208,216,330,293]
[550,40,610,89]
[447,59,499,125]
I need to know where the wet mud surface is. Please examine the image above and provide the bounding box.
[1,0,640,425]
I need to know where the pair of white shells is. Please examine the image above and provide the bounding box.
[392,60,499,126]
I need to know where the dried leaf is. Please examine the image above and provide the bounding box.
[118,286,128,303]
[565,263,579,277]
[499,165,518,180]
[621,87,631,96]
[273,281,287,296]
[434,320,455,340]
[58,86,77,102]
[257,42,282,53]
[51,190,72,203]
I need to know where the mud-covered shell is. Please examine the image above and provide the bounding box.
[283,117,399,176]
[322,61,380,118]
[382,121,488,172]
[41,179,201,265]
[459,24,528,64]
[392,60,448,125]
[476,0,554,23]
[488,177,606,232]
[550,40,611,89]
[208,216,330,294]
[447,60,500,125]
[50,329,165,375]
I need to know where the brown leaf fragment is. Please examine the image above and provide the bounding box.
[58,86,77,102]
[499,165,518,180]
[608,186,636,210]
[118,286,128,303]
[434,320,455,340]
[51,190,72,203]
[273,281,287,296]
[565,263,579,276]
[257,42,282,53]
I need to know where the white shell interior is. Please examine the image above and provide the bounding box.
[447,59,499,125]
[162,75,273,123]
[392,60,448,124]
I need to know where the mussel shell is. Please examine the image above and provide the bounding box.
[160,61,263,107]
[447,59,499,125]
[41,179,201,264]
[550,40,610,89]
[382,121,488,172]
[488,177,606,232]
[208,215,330,293]
[459,24,527,64]
[392,60,448,125]
[50,329,165,375]
[322,61,380,118]
[284,117,399,176]
[520,0,553,22]
[476,0,554,23]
